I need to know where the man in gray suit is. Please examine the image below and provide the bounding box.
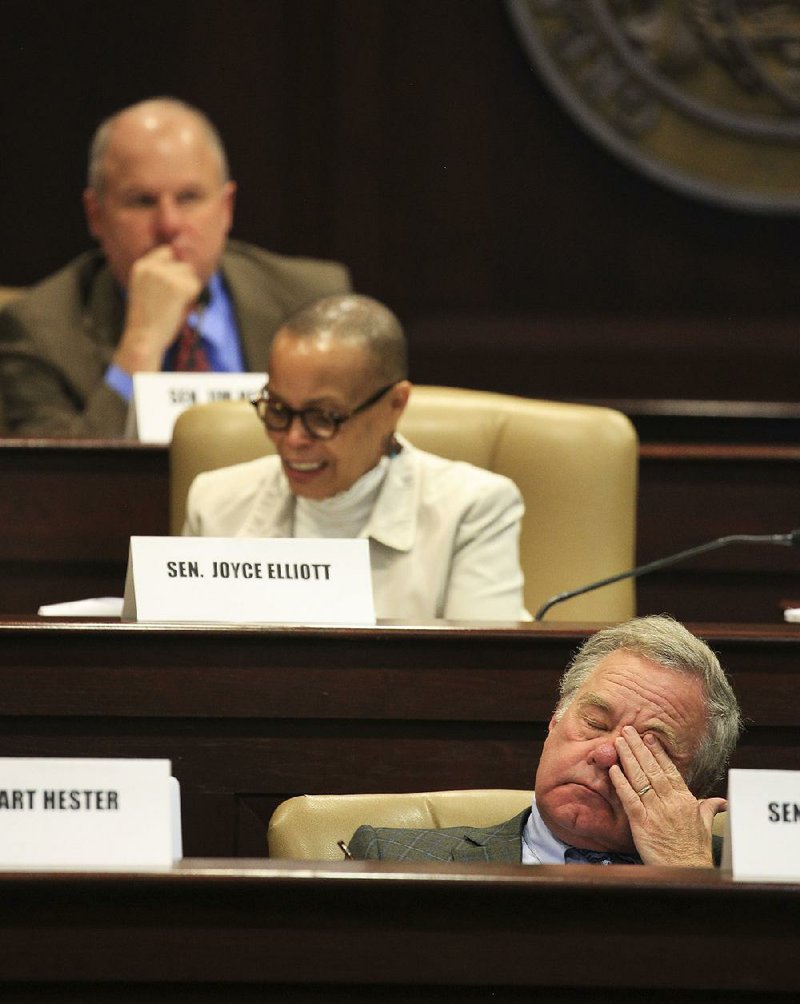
[350,616,741,867]
[0,97,350,437]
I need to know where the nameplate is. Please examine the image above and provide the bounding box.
[0,758,176,870]
[723,768,800,881]
[122,536,376,625]
[127,372,265,444]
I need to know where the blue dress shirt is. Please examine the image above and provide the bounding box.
[104,272,244,401]
[522,795,641,865]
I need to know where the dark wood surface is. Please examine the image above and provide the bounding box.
[2,438,799,622]
[0,440,169,613]
[583,398,800,444]
[1,859,799,1001]
[1,619,798,858]
[407,315,800,405]
[637,443,800,622]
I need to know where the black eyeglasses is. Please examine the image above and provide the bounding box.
[251,383,395,440]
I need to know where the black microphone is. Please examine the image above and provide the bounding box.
[534,529,800,621]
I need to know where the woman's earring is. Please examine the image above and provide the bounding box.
[385,433,402,458]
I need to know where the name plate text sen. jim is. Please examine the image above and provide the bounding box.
[127,371,264,444]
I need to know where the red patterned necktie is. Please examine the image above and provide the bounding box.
[173,320,210,372]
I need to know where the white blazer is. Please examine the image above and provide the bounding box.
[184,439,527,621]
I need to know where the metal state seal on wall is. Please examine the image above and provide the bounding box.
[506,0,800,214]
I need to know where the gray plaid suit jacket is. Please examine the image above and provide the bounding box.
[348,809,530,863]
[349,808,724,865]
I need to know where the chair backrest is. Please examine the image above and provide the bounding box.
[169,385,638,619]
[0,285,25,309]
[0,288,23,434]
[267,788,727,860]
[267,789,534,859]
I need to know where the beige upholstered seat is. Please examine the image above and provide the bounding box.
[0,285,25,309]
[169,385,638,620]
[267,788,534,860]
[267,788,727,860]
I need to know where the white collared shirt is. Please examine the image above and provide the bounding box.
[521,794,572,864]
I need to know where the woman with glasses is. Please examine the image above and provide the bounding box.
[184,294,527,620]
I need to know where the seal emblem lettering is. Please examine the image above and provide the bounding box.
[506,0,800,213]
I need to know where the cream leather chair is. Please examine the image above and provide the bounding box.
[266,788,727,860]
[267,788,533,859]
[169,385,638,620]
[0,285,24,309]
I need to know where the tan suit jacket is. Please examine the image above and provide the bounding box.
[0,240,350,437]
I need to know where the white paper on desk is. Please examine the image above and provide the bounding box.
[784,608,800,623]
[37,597,125,617]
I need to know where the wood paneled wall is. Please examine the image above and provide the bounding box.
[2,0,798,399]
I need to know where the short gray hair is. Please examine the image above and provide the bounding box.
[555,615,742,796]
[279,294,408,385]
[87,97,230,196]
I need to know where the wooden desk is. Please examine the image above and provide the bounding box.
[581,397,800,444]
[638,444,800,622]
[2,439,799,621]
[0,439,168,613]
[1,619,798,857]
[1,859,799,1000]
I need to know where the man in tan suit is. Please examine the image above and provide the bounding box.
[0,97,350,438]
